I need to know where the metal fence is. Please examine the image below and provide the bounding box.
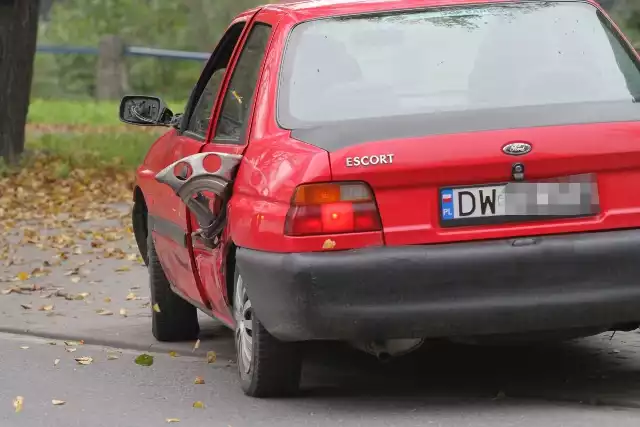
[36,44,209,61]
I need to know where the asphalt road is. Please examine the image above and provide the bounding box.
[3,332,640,427]
[5,204,640,426]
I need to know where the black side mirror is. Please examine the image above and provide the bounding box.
[119,95,174,127]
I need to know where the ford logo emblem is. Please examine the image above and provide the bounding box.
[502,142,532,156]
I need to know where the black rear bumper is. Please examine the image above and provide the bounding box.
[236,229,640,342]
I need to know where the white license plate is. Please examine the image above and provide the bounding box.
[440,185,506,219]
[440,177,599,222]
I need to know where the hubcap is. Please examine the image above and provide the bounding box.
[234,275,253,374]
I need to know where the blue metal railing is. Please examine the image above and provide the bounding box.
[36,44,210,61]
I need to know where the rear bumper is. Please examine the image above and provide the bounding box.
[237,229,640,342]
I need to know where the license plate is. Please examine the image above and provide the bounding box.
[439,175,599,226]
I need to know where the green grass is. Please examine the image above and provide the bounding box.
[26,132,156,170]
[28,99,187,126]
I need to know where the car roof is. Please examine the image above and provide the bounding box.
[266,0,601,21]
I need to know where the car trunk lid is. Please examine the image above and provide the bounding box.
[328,121,640,246]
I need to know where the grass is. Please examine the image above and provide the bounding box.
[17,99,183,173]
[26,132,156,172]
[28,99,187,126]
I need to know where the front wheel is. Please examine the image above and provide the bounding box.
[234,269,303,397]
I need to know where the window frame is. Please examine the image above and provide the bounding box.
[209,22,275,146]
[179,21,248,141]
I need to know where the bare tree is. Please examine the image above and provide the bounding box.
[0,0,40,165]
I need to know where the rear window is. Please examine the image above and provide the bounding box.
[278,1,640,143]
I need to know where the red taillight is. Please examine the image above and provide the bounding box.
[284,183,382,236]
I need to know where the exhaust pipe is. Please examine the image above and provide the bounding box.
[351,338,424,360]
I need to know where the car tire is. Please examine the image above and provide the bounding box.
[234,268,303,397]
[147,232,200,342]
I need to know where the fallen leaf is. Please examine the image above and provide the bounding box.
[64,267,79,276]
[134,353,154,366]
[166,419,180,423]
[52,400,65,406]
[206,351,217,364]
[125,292,136,301]
[152,303,160,313]
[96,309,113,316]
[16,272,29,281]
[193,339,200,352]
[39,304,54,311]
[103,297,112,303]
[70,277,81,284]
[74,356,93,365]
[54,358,60,366]
[20,346,29,350]
[65,347,77,353]
[48,341,57,345]
[192,401,205,409]
[13,396,23,413]
[20,304,32,310]
[169,351,179,358]
[194,376,205,385]
[119,308,127,317]
[107,353,119,360]
[64,341,82,346]
[116,266,131,272]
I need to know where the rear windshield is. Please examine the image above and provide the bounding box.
[278,1,640,143]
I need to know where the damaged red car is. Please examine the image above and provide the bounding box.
[120,0,640,397]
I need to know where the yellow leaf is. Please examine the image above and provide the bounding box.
[13,396,24,413]
[64,341,82,346]
[169,351,179,358]
[166,419,180,423]
[206,351,217,364]
[39,304,54,311]
[194,376,205,385]
[193,401,205,409]
[115,266,131,272]
[54,358,60,366]
[96,309,113,316]
[74,356,93,365]
[104,297,112,303]
[119,308,127,317]
[193,339,200,352]
[126,292,137,301]
[152,303,161,313]
[16,272,29,281]
[52,400,66,406]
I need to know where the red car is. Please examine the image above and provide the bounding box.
[120,0,640,397]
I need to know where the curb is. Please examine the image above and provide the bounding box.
[0,326,236,360]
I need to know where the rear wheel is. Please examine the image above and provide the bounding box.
[147,232,200,342]
[234,269,303,397]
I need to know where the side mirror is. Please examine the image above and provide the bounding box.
[119,95,174,127]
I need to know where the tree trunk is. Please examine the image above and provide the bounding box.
[0,0,40,165]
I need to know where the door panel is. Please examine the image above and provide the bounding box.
[150,17,254,309]
[149,135,204,305]
[191,11,281,323]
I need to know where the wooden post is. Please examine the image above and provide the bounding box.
[96,35,129,101]
[0,0,40,165]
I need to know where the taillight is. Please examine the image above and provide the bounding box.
[284,182,382,236]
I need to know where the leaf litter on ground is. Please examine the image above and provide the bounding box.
[134,353,154,366]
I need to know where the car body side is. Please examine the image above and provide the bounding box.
[132,0,640,337]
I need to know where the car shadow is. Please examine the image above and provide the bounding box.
[298,333,640,406]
